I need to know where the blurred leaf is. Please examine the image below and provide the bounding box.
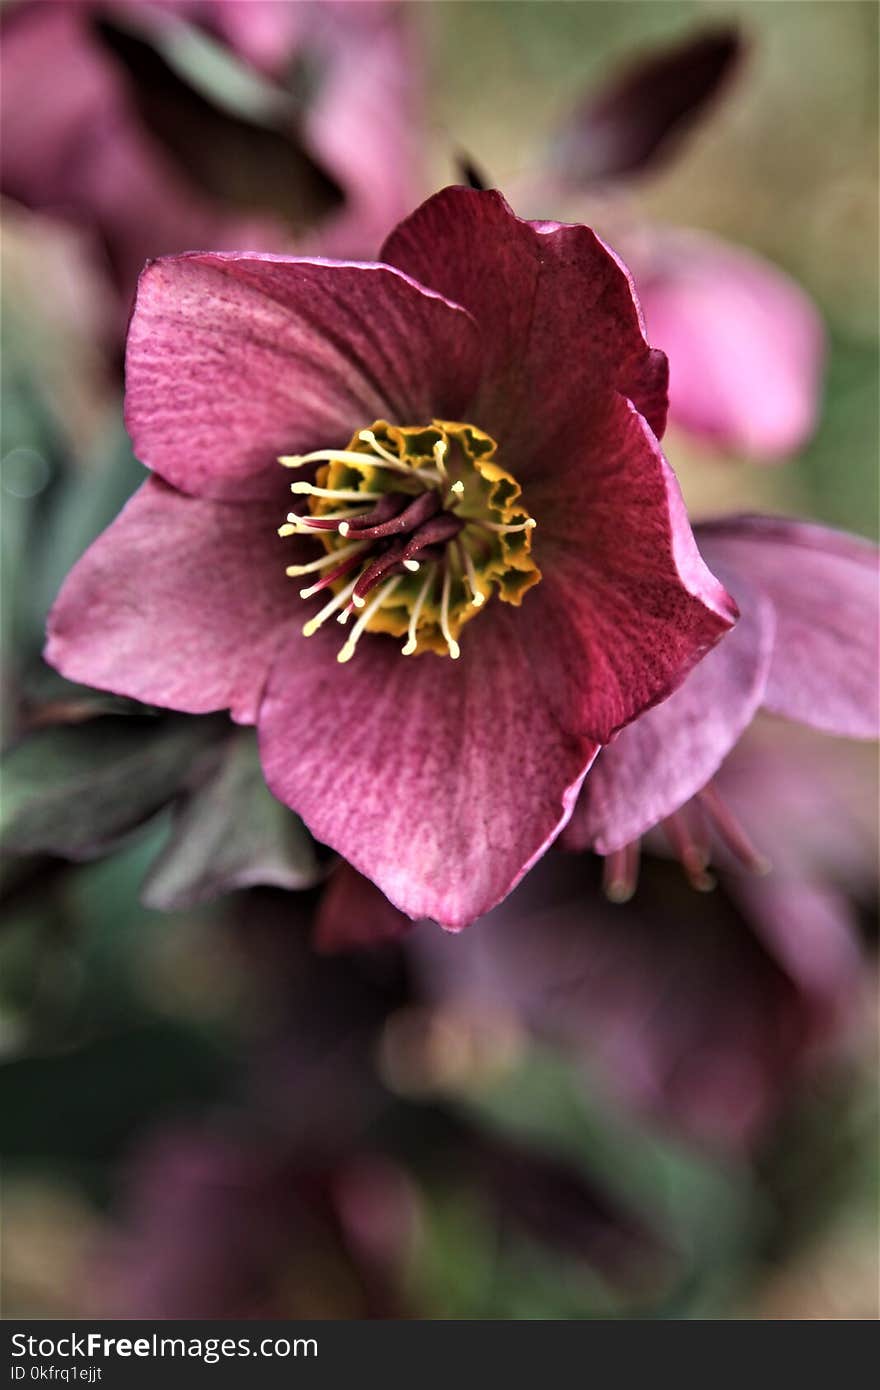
[142,728,321,911]
[410,1187,628,1318]
[1,715,219,859]
[549,26,742,187]
[93,17,341,233]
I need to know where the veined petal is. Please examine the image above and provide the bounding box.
[257,604,598,928]
[381,186,668,455]
[564,566,775,853]
[125,251,483,500]
[697,516,880,738]
[45,478,294,724]
[527,393,738,746]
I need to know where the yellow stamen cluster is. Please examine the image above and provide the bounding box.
[277,420,540,662]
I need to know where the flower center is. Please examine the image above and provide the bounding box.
[277,420,540,663]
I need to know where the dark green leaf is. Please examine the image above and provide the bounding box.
[1,715,219,859]
[141,728,321,910]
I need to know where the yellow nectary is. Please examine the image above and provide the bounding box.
[278,420,540,662]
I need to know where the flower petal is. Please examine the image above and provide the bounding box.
[563,563,774,853]
[125,251,483,500]
[257,605,598,928]
[528,393,738,747]
[45,477,294,723]
[381,186,669,451]
[697,516,880,738]
[635,231,825,459]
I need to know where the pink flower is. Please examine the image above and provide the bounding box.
[632,231,825,460]
[93,1126,412,1318]
[45,187,735,927]
[564,515,879,893]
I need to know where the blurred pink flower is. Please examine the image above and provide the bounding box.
[94,1126,413,1317]
[0,0,418,316]
[45,187,735,927]
[629,230,825,460]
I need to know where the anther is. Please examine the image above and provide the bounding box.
[338,576,403,664]
[302,575,360,637]
[662,811,716,891]
[439,565,460,660]
[402,565,437,655]
[291,481,383,503]
[470,516,537,535]
[602,842,641,903]
[433,439,449,481]
[458,542,485,608]
[298,548,366,599]
[285,540,366,579]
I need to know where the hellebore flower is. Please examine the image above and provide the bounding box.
[45,187,735,926]
[564,515,879,897]
[0,0,417,314]
[535,26,825,459]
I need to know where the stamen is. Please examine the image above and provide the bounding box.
[603,842,641,903]
[458,542,485,607]
[432,438,449,481]
[298,548,367,598]
[402,565,437,655]
[468,516,536,535]
[696,783,772,875]
[449,480,465,497]
[662,811,716,891]
[291,481,383,503]
[358,430,399,463]
[350,433,443,485]
[285,540,366,578]
[337,576,403,664]
[302,575,360,637]
[281,445,410,477]
[403,559,421,572]
[439,564,460,660]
